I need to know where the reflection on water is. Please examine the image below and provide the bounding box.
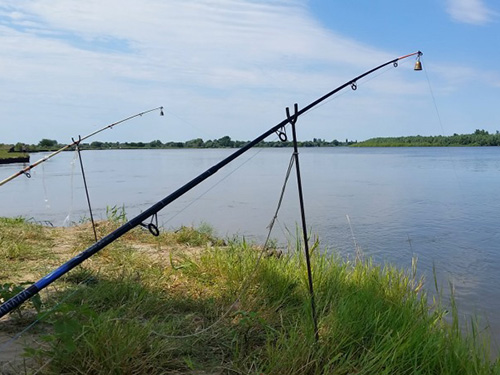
[1,147,500,348]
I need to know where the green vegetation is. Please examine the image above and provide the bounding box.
[0,139,63,154]
[1,136,355,154]
[356,129,500,147]
[0,147,29,164]
[5,129,500,155]
[1,218,499,374]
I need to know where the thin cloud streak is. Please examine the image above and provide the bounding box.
[446,0,497,25]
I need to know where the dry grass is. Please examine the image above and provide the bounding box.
[1,218,222,373]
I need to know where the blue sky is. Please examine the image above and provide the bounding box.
[0,0,499,144]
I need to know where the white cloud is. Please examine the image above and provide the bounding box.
[446,0,497,25]
[0,0,494,144]
[0,0,400,142]
[0,1,385,88]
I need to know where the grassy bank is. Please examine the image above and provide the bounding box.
[0,149,29,164]
[354,130,500,147]
[1,217,499,374]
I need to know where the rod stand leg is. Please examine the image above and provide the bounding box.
[287,104,319,342]
[73,137,98,242]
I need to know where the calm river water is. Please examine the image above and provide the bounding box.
[1,147,500,349]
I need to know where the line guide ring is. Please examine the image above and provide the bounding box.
[277,129,288,142]
[141,213,160,237]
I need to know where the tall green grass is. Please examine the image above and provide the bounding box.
[1,218,498,373]
[16,227,498,374]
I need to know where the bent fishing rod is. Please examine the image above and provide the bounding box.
[0,106,164,187]
[0,51,423,318]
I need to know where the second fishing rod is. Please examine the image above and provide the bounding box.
[0,51,423,318]
[0,106,164,187]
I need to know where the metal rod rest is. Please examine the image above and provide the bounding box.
[288,103,319,341]
[74,138,98,242]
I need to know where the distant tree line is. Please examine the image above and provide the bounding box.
[3,136,356,152]
[354,129,500,147]
[5,130,500,153]
[81,136,355,149]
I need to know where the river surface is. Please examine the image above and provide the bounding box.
[1,147,500,349]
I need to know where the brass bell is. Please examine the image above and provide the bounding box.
[414,54,423,71]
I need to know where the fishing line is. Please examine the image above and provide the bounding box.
[418,55,480,304]
[421,56,465,194]
[151,225,275,339]
[346,214,363,262]
[162,134,282,228]
[41,162,50,210]
[62,150,78,227]
[151,149,297,339]
[268,203,301,246]
[264,153,295,246]
[421,56,446,136]
[31,358,53,375]
[0,51,423,319]
[0,271,97,358]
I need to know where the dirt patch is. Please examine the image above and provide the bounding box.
[0,328,38,374]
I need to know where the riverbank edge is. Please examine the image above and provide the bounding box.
[0,150,29,164]
[0,157,29,165]
[0,217,498,373]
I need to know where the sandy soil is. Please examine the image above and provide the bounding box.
[0,325,39,374]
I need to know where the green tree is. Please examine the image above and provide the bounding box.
[38,139,58,148]
[13,142,27,152]
[185,138,204,148]
[149,140,163,148]
[217,136,233,148]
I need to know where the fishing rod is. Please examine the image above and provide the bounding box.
[0,51,423,318]
[0,106,165,187]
